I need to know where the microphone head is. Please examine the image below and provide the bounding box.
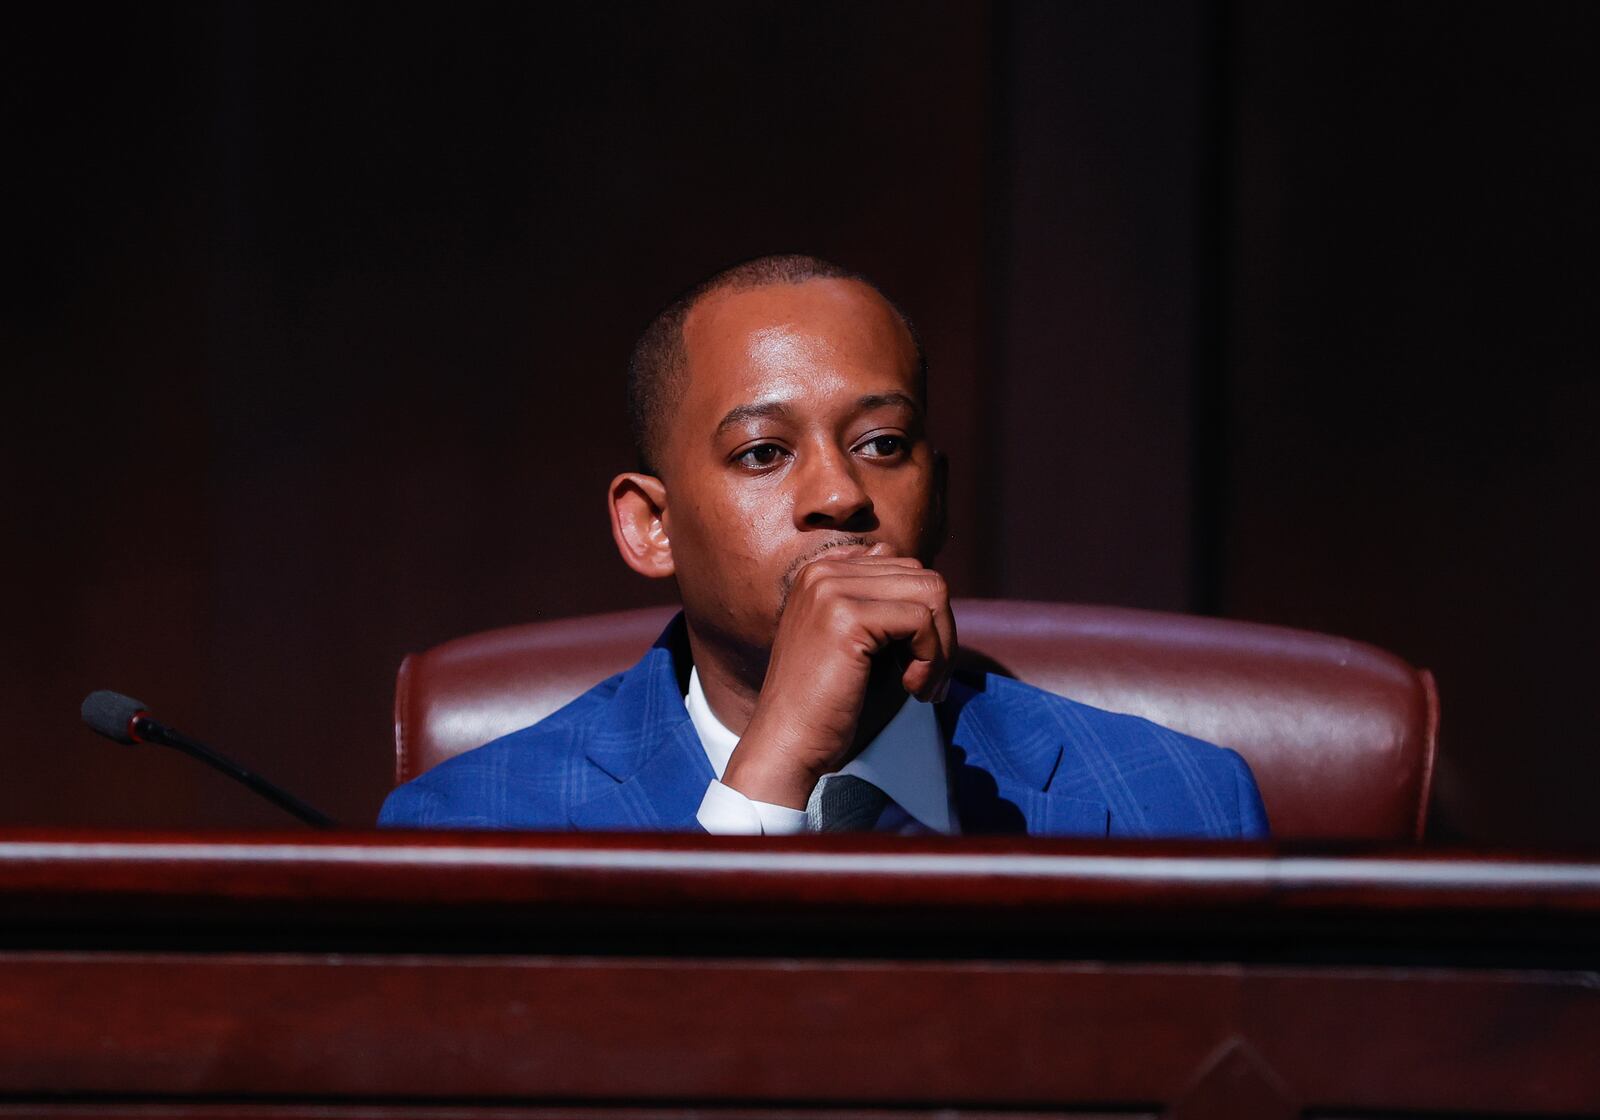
[81,690,147,745]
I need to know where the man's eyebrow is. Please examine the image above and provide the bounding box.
[855,391,921,414]
[713,392,922,437]
[715,401,794,435]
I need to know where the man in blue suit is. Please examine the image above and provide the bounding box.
[381,255,1268,838]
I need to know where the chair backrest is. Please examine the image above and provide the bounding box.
[393,599,1438,840]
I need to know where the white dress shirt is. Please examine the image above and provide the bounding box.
[687,667,959,835]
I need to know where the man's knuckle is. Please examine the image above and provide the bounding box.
[824,597,855,630]
[798,567,840,599]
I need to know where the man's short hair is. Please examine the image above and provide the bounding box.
[625,253,926,475]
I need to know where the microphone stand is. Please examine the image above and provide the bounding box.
[134,715,338,829]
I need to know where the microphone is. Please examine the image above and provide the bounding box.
[81,690,337,829]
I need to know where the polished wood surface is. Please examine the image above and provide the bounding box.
[2,831,1597,1117]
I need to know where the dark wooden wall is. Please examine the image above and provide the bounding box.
[1221,2,1600,845]
[5,1,1596,845]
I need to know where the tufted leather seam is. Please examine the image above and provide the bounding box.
[394,653,417,787]
[1413,667,1441,842]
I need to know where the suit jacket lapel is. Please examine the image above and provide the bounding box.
[942,677,1110,837]
[569,618,713,831]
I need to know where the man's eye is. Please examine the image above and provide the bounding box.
[735,444,786,468]
[858,434,906,458]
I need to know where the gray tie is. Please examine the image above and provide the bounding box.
[806,773,890,832]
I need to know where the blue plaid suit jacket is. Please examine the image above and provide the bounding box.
[379,615,1269,838]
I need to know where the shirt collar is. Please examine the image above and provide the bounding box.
[685,667,955,834]
[684,667,741,778]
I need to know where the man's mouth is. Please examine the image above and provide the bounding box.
[776,535,878,615]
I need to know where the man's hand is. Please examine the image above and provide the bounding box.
[720,543,956,809]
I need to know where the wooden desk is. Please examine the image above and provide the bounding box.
[2,830,1597,1117]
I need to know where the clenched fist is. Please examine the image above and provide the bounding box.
[721,542,956,809]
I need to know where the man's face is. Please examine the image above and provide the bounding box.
[658,277,940,666]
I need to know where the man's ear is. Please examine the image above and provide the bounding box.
[608,472,675,579]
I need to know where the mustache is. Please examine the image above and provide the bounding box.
[776,535,877,617]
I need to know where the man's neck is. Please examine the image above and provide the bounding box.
[681,620,765,736]
[689,650,762,738]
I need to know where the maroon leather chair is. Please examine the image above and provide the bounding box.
[394,600,1439,840]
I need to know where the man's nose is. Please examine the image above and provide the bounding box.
[795,445,876,531]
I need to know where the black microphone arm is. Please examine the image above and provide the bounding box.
[81,690,338,829]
